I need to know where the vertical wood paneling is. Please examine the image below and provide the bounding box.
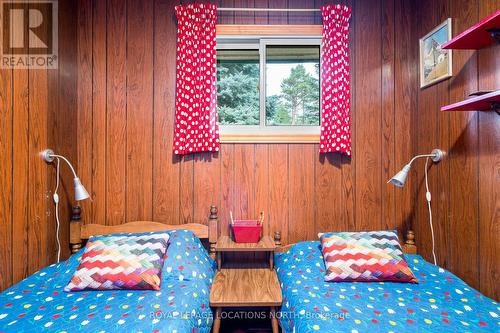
[477,0,500,301]
[67,0,499,300]
[106,0,127,225]
[218,0,235,24]
[153,0,181,223]
[447,0,479,288]
[412,0,498,298]
[11,66,29,283]
[232,144,255,262]
[0,0,78,291]
[433,0,452,268]
[315,155,344,233]
[478,104,500,300]
[179,155,195,224]
[53,0,78,261]
[233,145,255,218]
[28,67,50,272]
[268,0,287,24]
[10,3,31,282]
[381,0,396,231]
[414,0,446,263]
[0,58,13,292]
[288,0,314,24]
[92,0,108,225]
[220,144,235,236]
[288,144,315,243]
[268,145,289,244]
[77,0,93,226]
[234,0,254,24]
[194,153,221,225]
[342,0,355,232]
[254,145,270,234]
[126,0,154,221]
[393,0,415,235]
[355,0,383,231]
[254,0,268,24]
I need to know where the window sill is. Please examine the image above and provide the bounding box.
[220,133,320,143]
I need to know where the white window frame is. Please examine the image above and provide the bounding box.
[217,36,322,143]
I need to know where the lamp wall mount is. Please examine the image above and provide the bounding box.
[430,149,445,162]
[41,149,55,163]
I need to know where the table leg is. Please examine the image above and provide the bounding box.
[217,252,221,271]
[270,306,279,333]
[213,307,222,333]
[269,251,274,270]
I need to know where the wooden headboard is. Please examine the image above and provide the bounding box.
[272,230,418,254]
[69,205,219,255]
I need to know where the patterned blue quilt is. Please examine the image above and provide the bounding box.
[275,241,499,333]
[0,230,216,333]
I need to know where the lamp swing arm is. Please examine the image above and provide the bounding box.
[47,154,78,179]
[387,149,444,187]
[41,149,90,202]
[407,153,438,166]
[407,149,444,166]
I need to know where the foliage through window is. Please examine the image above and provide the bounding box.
[216,38,321,141]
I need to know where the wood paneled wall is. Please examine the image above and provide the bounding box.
[0,0,77,291]
[76,0,415,257]
[411,0,499,299]
[1,0,496,299]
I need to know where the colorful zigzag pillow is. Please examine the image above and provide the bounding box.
[319,231,417,283]
[64,231,170,291]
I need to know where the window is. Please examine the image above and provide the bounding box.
[217,37,321,142]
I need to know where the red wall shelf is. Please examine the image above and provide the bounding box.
[441,90,500,112]
[442,10,500,49]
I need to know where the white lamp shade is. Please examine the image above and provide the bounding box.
[388,164,411,187]
[73,177,90,201]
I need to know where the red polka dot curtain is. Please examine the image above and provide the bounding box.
[320,5,352,156]
[173,3,220,155]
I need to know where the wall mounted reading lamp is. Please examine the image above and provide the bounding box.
[388,149,444,187]
[387,148,445,265]
[42,149,90,262]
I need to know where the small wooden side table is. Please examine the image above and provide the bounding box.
[210,268,282,333]
[214,235,276,270]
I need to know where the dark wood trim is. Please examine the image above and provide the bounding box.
[274,230,419,255]
[70,205,219,254]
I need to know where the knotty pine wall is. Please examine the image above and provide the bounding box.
[0,0,77,291]
[410,0,499,299]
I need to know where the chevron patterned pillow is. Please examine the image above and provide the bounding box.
[64,232,170,291]
[320,231,417,283]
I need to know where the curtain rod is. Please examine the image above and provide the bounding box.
[218,8,320,12]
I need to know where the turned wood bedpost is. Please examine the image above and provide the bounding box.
[209,205,218,258]
[274,231,281,248]
[70,206,82,254]
[403,230,417,254]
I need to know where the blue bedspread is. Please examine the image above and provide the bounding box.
[275,241,499,333]
[0,230,215,333]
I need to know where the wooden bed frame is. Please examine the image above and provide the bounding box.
[69,204,417,256]
[272,230,417,254]
[69,205,219,254]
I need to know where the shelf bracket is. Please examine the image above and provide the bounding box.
[487,28,500,43]
[491,102,500,115]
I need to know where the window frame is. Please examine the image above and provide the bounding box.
[216,32,322,143]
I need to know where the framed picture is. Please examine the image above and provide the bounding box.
[419,18,452,88]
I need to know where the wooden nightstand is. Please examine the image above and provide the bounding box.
[214,235,276,270]
[210,268,282,333]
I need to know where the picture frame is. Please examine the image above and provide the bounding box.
[419,18,453,88]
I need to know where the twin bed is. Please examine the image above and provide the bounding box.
[275,241,498,333]
[0,206,497,332]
